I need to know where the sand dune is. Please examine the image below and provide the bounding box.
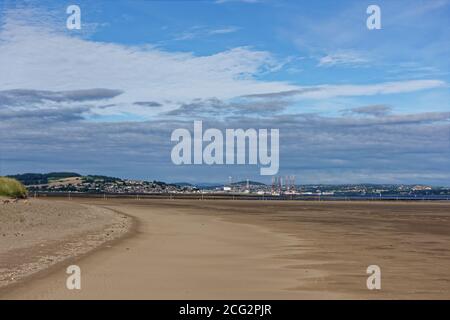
[1,199,450,299]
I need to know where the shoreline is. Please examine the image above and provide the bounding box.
[30,192,450,202]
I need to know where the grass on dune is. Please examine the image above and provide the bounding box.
[0,177,27,198]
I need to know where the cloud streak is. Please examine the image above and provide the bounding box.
[242,80,446,100]
[0,89,123,107]
[318,51,369,67]
[343,105,393,117]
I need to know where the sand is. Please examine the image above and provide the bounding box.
[0,199,132,290]
[1,198,450,299]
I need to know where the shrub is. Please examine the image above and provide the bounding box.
[0,177,28,198]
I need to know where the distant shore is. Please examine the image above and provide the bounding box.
[31,191,450,202]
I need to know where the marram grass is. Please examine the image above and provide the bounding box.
[0,177,27,198]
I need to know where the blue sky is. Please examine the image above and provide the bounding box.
[0,0,449,185]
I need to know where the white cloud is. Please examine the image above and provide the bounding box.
[318,51,368,67]
[0,14,295,118]
[0,9,446,121]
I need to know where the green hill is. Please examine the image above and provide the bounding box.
[7,172,82,185]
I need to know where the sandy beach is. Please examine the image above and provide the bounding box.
[0,199,132,291]
[1,198,450,299]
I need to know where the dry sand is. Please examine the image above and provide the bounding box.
[1,198,450,299]
[0,199,132,290]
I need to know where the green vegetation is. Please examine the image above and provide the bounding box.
[82,175,122,183]
[7,172,81,185]
[0,177,28,198]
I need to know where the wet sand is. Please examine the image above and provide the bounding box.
[1,199,450,299]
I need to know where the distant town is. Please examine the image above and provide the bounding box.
[6,172,450,199]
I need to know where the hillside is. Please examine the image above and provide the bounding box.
[6,172,186,194]
[7,172,82,186]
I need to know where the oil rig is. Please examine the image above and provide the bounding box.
[271,175,297,195]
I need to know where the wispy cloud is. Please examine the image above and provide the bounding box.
[164,97,289,117]
[173,25,240,41]
[0,89,123,107]
[342,105,392,117]
[242,80,446,100]
[318,51,369,67]
[208,26,240,35]
[133,101,163,108]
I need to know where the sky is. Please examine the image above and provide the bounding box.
[0,0,449,185]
